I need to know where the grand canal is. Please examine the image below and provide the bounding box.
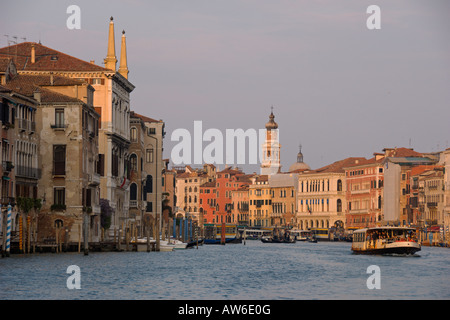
[0,241,448,300]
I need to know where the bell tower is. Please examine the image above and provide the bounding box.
[260,107,281,175]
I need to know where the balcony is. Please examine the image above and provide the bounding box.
[15,165,41,179]
[18,119,28,132]
[2,161,14,173]
[88,173,101,186]
[130,200,138,208]
[1,196,15,206]
[427,202,438,208]
[351,188,371,195]
[92,204,101,214]
[50,123,67,130]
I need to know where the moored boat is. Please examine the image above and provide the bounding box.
[351,226,421,255]
[260,228,296,243]
[290,229,311,241]
[203,223,241,244]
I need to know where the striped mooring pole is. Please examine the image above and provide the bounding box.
[6,205,12,257]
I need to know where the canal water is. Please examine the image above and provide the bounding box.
[0,241,448,300]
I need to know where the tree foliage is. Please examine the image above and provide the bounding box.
[100,198,113,230]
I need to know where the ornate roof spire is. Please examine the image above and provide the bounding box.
[118,29,129,79]
[265,106,278,129]
[104,16,117,71]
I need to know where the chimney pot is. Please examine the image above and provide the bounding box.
[31,43,36,64]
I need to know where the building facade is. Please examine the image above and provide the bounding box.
[0,18,135,238]
[344,156,384,229]
[269,173,298,228]
[297,158,364,230]
[249,175,271,228]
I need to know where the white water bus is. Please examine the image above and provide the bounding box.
[351,226,421,255]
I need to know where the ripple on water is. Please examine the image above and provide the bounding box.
[0,242,449,299]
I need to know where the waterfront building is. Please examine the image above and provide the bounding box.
[215,167,252,224]
[409,165,442,226]
[128,111,146,235]
[297,157,364,230]
[0,17,135,238]
[230,185,249,226]
[414,167,445,226]
[444,149,450,241]
[0,83,35,251]
[382,148,437,226]
[199,180,217,224]
[344,155,384,229]
[4,74,101,246]
[175,164,216,224]
[131,112,165,237]
[249,175,271,228]
[269,173,298,227]
[162,159,176,229]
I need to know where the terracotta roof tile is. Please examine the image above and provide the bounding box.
[312,157,368,173]
[0,42,108,72]
[130,111,160,123]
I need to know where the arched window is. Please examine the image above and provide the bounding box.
[337,199,342,212]
[130,183,137,201]
[130,154,137,172]
[337,179,342,192]
[54,219,63,228]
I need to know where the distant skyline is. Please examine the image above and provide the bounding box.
[2,0,450,173]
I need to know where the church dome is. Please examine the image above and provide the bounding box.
[289,145,310,172]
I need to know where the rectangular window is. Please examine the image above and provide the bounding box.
[130,127,137,142]
[146,148,154,163]
[112,153,119,177]
[55,109,65,128]
[54,188,65,205]
[53,145,66,175]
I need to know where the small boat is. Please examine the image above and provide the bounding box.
[132,237,185,251]
[351,226,421,255]
[186,238,204,248]
[163,238,188,250]
[308,236,318,243]
[290,229,311,241]
[260,234,296,244]
[203,223,241,244]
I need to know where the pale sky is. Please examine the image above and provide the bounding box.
[2,0,450,173]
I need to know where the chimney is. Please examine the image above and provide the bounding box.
[90,60,95,64]
[31,43,35,63]
[33,88,41,103]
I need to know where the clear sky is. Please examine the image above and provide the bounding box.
[2,0,450,173]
